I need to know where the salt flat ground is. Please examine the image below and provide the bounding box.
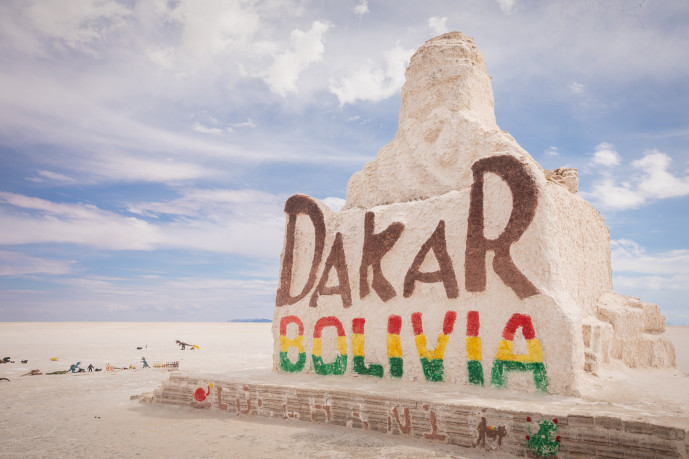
[0,323,687,459]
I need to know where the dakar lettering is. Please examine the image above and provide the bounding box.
[276,155,539,307]
[275,155,549,391]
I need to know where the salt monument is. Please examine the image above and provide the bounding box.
[147,32,686,458]
[272,31,675,395]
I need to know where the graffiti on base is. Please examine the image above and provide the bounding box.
[526,417,560,457]
[474,417,506,450]
[190,382,213,409]
[422,404,447,441]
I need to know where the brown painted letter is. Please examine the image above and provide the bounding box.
[465,155,540,299]
[403,220,458,299]
[276,194,326,306]
[310,232,352,308]
[359,211,405,302]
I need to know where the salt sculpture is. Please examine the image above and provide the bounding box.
[272,32,675,395]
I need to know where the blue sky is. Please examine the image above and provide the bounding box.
[0,0,688,323]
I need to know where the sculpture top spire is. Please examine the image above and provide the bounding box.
[344,32,525,210]
[401,31,497,131]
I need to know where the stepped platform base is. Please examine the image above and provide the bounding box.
[141,369,689,458]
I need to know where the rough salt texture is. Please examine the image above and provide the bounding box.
[272,31,675,396]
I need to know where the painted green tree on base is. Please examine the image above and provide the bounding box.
[525,417,561,457]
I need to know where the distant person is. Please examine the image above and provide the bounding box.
[87,364,94,372]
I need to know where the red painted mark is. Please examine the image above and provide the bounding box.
[280,315,304,336]
[466,311,480,337]
[282,403,298,419]
[392,406,412,435]
[352,318,365,335]
[411,312,423,335]
[193,384,211,402]
[310,403,332,422]
[502,313,535,341]
[236,385,251,416]
[313,316,345,338]
[412,311,456,336]
[388,315,402,334]
[216,386,229,411]
[442,311,457,335]
[422,404,447,441]
[352,411,369,430]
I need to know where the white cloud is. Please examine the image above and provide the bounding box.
[27,170,76,184]
[164,0,260,63]
[588,148,689,209]
[610,240,689,323]
[632,151,689,199]
[0,189,285,258]
[0,250,74,276]
[428,17,448,36]
[329,44,414,106]
[230,119,256,129]
[611,239,689,275]
[353,0,369,16]
[544,146,559,157]
[264,21,329,97]
[0,191,160,250]
[569,82,585,95]
[24,0,132,56]
[590,142,621,167]
[192,122,223,135]
[496,0,517,14]
[589,178,646,209]
[320,197,346,212]
[92,153,213,183]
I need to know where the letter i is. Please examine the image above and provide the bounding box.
[466,311,484,385]
[387,315,403,378]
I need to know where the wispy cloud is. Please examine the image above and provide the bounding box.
[544,146,559,157]
[0,250,75,276]
[496,0,517,14]
[329,44,414,105]
[192,122,223,135]
[353,0,369,16]
[612,239,689,276]
[428,17,448,36]
[27,170,76,184]
[263,21,329,96]
[590,142,621,167]
[585,146,689,210]
[0,189,285,258]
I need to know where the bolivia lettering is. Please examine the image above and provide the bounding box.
[279,311,548,391]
